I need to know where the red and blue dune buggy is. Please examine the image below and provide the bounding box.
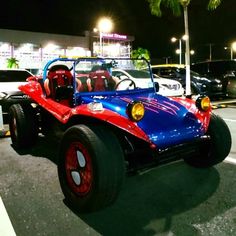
[8,57,231,213]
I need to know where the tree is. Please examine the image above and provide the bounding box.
[131,47,151,69]
[7,57,19,68]
[146,0,223,95]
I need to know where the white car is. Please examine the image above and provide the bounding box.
[0,69,33,114]
[112,69,184,97]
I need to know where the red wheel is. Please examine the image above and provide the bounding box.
[58,124,125,213]
[65,142,93,195]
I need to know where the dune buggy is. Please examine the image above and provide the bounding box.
[8,57,231,213]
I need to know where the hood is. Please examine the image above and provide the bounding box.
[80,90,206,149]
[0,82,27,93]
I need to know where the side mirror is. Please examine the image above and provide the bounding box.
[154,82,159,92]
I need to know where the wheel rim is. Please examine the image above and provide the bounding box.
[65,142,93,195]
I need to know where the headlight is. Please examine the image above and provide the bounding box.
[127,101,145,122]
[196,96,211,111]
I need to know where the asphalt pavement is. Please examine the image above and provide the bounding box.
[0,106,236,236]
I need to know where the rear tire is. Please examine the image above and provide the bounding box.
[9,103,38,149]
[58,124,125,213]
[184,113,231,168]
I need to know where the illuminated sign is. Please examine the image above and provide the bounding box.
[101,33,128,40]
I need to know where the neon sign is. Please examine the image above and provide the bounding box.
[101,33,127,40]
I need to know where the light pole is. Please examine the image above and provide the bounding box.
[171,35,187,64]
[171,37,182,64]
[224,41,236,60]
[181,0,191,96]
[96,17,113,56]
[231,41,236,60]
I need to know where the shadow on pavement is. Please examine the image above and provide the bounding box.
[11,135,221,235]
[11,135,61,165]
[76,162,220,236]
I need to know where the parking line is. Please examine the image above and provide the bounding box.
[224,157,236,165]
[0,197,16,236]
[223,118,236,122]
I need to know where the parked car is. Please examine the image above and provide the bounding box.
[151,64,224,99]
[8,57,231,213]
[191,60,236,98]
[112,69,184,97]
[0,69,33,118]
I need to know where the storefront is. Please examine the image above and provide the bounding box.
[90,31,134,57]
[0,29,134,71]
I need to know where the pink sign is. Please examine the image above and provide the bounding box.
[101,33,128,40]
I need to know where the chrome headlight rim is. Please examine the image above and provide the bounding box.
[196,95,211,111]
[126,100,145,122]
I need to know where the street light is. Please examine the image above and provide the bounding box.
[96,17,113,56]
[171,35,187,64]
[190,50,195,55]
[224,41,236,60]
[231,41,236,59]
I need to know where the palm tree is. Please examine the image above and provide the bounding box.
[7,57,19,68]
[146,0,223,95]
[131,47,151,69]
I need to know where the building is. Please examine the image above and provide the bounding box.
[0,29,134,71]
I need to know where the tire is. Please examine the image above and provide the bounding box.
[58,124,125,213]
[9,103,38,149]
[184,113,231,168]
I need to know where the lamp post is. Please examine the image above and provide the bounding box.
[231,41,236,60]
[171,35,187,64]
[97,17,113,56]
[180,0,191,96]
[224,41,236,60]
[171,37,182,64]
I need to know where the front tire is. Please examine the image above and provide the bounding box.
[9,103,38,149]
[58,124,125,213]
[184,113,231,168]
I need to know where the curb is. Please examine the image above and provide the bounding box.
[212,104,227,109]
[0,130,10,138]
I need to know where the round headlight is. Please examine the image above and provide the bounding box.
[127,101,145,122]
[196,96,211,111]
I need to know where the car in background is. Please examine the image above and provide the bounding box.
[191,60,236,98]
[112,69,184,97]
[0,69,33,119]
[151,64,224,99]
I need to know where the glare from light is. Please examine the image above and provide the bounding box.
[17,43,33,52]
[190,50,195,55]
[0,43,10,51]
[43,43,59,53]
[182,35,188,41]
[176,49,181,54]
[231,41,236,52]
[171,37,177,43]
[97,17,113,33]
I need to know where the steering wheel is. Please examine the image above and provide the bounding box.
[115,78,136,90]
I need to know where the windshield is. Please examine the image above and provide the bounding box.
[73,58,154,92]
[0,70,32,82]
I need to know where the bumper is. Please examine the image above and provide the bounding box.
[126,136,209,173]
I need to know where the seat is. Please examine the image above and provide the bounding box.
[44,64,74,106]
[88,65,116,92]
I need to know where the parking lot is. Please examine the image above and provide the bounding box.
[0,102,236,236]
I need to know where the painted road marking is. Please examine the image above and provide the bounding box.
[224,157,236,165]
[0,197,16,236]
[223,118,236,122]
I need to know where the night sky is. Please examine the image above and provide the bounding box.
[1,0,236,62]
